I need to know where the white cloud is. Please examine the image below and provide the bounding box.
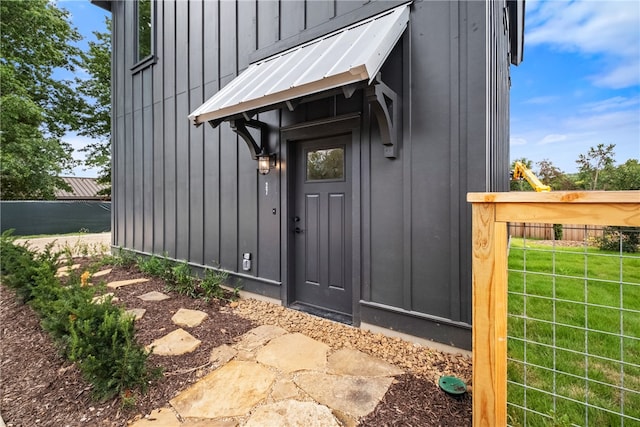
[511,137,528,146]
[580,95,640,113]
[524,95,560,105]
[539,134,567,145]
[564,109,640,131]
[591,62,640,89]
[511,106,639,171]
[526,0,640,88]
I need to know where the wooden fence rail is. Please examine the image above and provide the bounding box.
[467,191,640,427]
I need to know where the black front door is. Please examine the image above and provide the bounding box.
[293,134,352,315]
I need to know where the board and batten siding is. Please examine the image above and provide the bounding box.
[110,0,514,349]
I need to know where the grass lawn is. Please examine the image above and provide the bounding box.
[507,238,640,427]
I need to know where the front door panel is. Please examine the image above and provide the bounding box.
[293,134,352,315]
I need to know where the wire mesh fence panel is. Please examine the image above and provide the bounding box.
[506,224,640,427]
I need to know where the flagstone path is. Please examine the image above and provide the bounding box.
[97,277,404,426]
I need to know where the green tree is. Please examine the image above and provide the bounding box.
[536,159,577,191]
[575,143,616,190]
[77,18,111,195]
[0,0,83,199]
[600,158,640,191]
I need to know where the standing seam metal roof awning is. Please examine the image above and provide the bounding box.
[189,2,411,126]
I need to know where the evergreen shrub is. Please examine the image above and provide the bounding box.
[0,233,159,401]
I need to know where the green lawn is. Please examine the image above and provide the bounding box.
[507,238,640,427]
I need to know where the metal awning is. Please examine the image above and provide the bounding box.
[188,2,411,126]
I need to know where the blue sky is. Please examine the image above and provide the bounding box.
[58,0,108,177]
[61,0,639,177]
[511,0,640,173]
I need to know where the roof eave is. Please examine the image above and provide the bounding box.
[508,0,525,66]
[90,0,111,12]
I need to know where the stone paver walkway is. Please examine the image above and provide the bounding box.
[55,263,81,277]
[171,308,208,328]
[107,278,149,289]
[147,329,202,356]
[133,325,403,426]
[98,277,404,426]
[91,268,112,278]
[137,291,170,301]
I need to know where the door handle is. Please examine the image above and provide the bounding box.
[294,227,304,234]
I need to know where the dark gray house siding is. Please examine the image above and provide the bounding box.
[104,0,522,350]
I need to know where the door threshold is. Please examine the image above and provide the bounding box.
[289,302,353,326]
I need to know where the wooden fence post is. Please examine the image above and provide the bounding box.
[471,202,508,427]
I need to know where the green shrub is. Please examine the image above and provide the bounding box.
[165,261,197,297]
[69,304,160,400]
[1,230,61,302]
[597,226,639,253]
[201,267,229,302]
[553,224,563,241]
[137,253,236,302]
[0,230,30,275]
[31,278,97,345]
[107,247,138,267]
[0,236,159,402]
[137,253,172,278]
[0,238,38,300]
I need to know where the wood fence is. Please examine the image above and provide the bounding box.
[467,191,640,427]
[508,222,604,241]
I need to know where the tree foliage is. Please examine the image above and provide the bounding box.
[600,159,640,191]
[0,95,75,199]
[536,159,577,191]
[0,0,83,199]
[510,149,638,193]
[575,143,616,190]
[77,18,111,195]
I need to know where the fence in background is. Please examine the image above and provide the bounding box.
[508,223,604,242]
[0,201,111,236]
[468,191,640,427]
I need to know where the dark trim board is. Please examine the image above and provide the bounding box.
[360,302,472,350]
[289,302,353,326]
[225,275,281,300]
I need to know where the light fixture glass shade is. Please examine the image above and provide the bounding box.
[258,155,272,175]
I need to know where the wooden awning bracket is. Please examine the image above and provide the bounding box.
[229,118,269,160]
[366,73,399,158]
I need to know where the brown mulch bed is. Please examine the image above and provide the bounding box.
[1,257,472,426]
[360,374,471,426]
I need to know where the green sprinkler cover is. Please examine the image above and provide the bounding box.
[438,376,467,395]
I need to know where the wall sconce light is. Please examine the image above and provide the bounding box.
[258,153,276,175]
